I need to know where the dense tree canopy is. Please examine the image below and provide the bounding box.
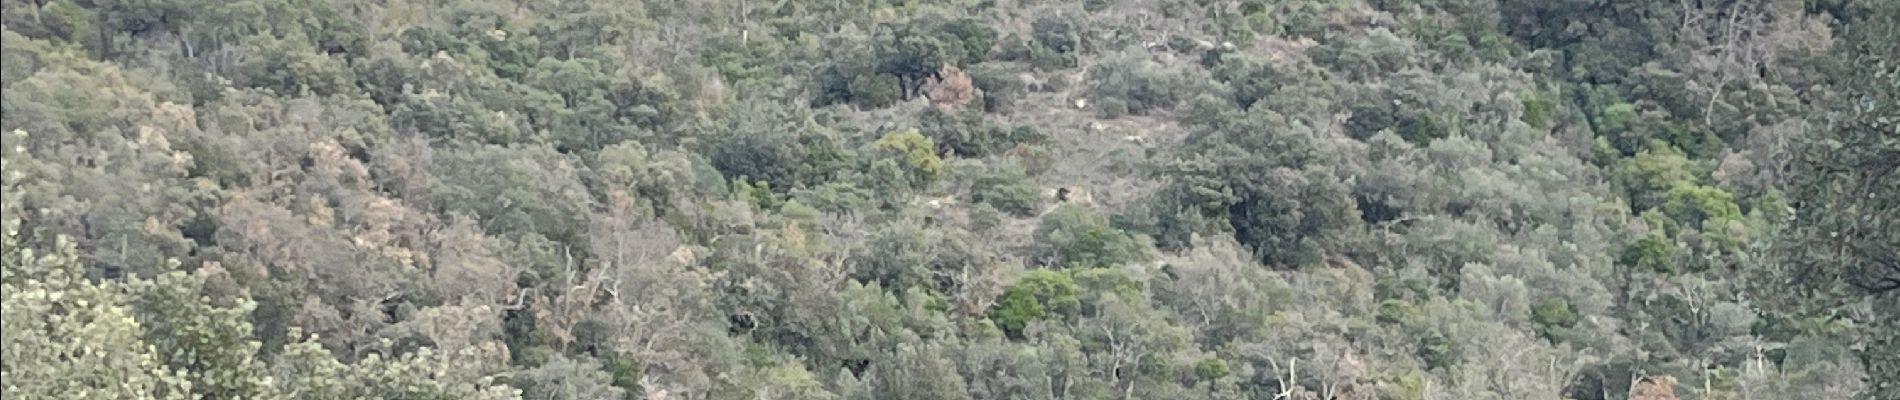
[1,0,1893,398]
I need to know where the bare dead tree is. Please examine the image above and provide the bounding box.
[1680,0,1778,128]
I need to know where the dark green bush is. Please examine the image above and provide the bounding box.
[1086,50,1201,116]
[1531,298,1580,342]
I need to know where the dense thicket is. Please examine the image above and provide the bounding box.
[1,0,1893,398]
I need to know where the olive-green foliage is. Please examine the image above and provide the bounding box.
[1374,299,1454,374]
[969,169,1040,216]
[1192,357,1228,382]
[1621,232,1679,274]
[710,109,850,190]
[732,178,783,209]
[1225,165,1361,267]
[916,107,1045,157]
[853,222,989,293]
[1069,267,1143,305]
[1519,91,1554,129]
[1095,98,1130,118]
[711,129,806,188]
[1,227,521,400]
[237,32,356,96]
[1615,142,1701,212]
[2,235,190,400]
[524,57,685,152]
[880,16,983,83]
[432,144,596,243]
[137,267,276,399]
[1531,298,1579,342]
[964,62,1027,113]
[0,0,1885,397]
[1661,183,1743,234]
[1010,15,1080,69]
[0,52,205,275]
[848,73,903,108]
[701,37,781,84]
[514,355,626,400]
[942,18,998,64]
[990,269,1081,337]
[1034,205,1143,268]
[865,129,945,191]
[1030,16,1078,54]
[1086,49,1202,117]
[795,181,879,213]
[1417,331,1458,370]
[272,334,521,400]
[1376,299,1417,325]
[590,141,727,218]
[816,14,998,109]
[1769,3,1900,396]
[1152,107,1362,267]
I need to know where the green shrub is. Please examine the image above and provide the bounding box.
[970,170,1041,216]
[1614,142,1699,212]
[1071,267,1144,305]
[1345,101,1401,139]
[795,181,878,213]
[1028,45,1077,70]
[813,66,858,107]
[710,130,811,190]
[989,287,1044,338]
[1417,332,1459,370]
[1086,50,1201,116]
[849,73,902,108]
[1397,114,1448,144]
[1010,144,1056,176]
[731,178,782,209]
[1193,358,1229,382]
[1531,298,1579,342]
[1520,91,1554,129]
[990,269,1082,338]
[1376,299,1417,325]
[1661,183,1743,229]
[1620,232,1678,274]
[916,107,1045,157]
[966,62,1026,113]
[1527,297,1573,339]
[969,203,1004,232]
[943,18,998,63]
[1097,98,1130,118]
[1035,205,1144,267]
[863,129,945,192]
[995,33,1033,62]
[1031,16,1078,54]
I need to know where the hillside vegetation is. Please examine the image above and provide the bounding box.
[1,0,1895,399]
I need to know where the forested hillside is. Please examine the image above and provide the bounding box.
[1,0,1895,398]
